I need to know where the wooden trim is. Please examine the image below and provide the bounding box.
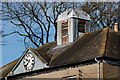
[62,35,69,38]
[62,27,68,30]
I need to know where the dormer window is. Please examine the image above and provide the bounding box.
[61,20,69,45]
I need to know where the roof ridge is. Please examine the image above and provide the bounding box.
[34,49,49,63]
[100,27,109,56]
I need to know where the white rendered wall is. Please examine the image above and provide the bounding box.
[11,50,46,75]
[68,18,74,43]
[57,21,62,45]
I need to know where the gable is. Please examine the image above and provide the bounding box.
[9,49,46,76]
[0,42,56,78]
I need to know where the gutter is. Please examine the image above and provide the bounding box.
[95,58,101,80]
[7,56,120,80]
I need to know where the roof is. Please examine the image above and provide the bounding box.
[48,44,71,62]
[49,28,120,66]
[1,27,120,78]
[56,8,91,22]
[34,42,57,63]
[0,42,57,78]
[0,58,19,78]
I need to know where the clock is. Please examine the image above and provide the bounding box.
[23,52,35,71]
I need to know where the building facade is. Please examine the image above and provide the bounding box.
[0,9,120,80]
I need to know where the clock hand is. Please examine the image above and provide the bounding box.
[27,58,31,66]
[24,59,28,65]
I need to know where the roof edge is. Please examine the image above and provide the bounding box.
[29,48,48,63]
[9,48,29,75]
[7,56,120,79]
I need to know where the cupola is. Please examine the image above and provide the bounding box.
[56,8,91,45]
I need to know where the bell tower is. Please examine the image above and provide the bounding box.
[56,9,91,45]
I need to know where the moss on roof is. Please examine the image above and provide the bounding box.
[0,58,19,78]
[49,28,120,66]
[35,42,57,63]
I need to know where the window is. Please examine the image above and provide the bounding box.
[61,20,69,45]
[63,75,77,80]
[78,19,86,33]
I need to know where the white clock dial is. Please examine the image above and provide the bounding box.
[23,52,35,71]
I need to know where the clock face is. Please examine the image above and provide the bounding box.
[23,52,35,71]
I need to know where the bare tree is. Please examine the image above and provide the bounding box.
[2,2,77,47]
[1,2,119,47]
[80,2,118,31]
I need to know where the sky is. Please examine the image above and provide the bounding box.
[1,21,25,67]
[1,0,119,67]
[1,20,55,67]
[1,15,55,67]
[0,2,55,67]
